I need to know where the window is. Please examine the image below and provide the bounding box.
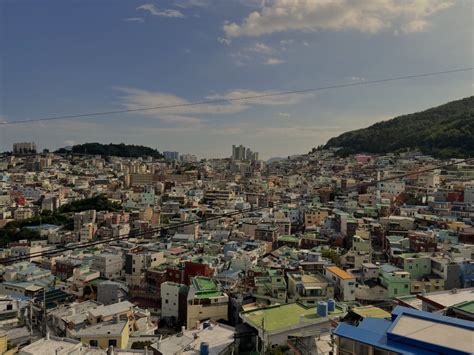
[165,300,169,304]
[108,339,117,347]
[339,337,354,352]
[355,342,369,355]
[404,284,408,288]
[90,340,98,347]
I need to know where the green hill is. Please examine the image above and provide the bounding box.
[56,142,164,159]
[324,96,474,158]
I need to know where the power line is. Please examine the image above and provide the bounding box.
[2,157,473,264]
[1,68,472,126]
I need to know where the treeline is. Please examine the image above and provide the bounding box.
[58,194,122,213]
[325,96,474,158]
[56,142,164,159]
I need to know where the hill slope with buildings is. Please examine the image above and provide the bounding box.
[324,96,474,158]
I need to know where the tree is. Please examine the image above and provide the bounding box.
[321,249,341,266]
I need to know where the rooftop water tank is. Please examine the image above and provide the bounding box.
[328,299,336,312]
[200,342,209,355]
[317,301,328,317]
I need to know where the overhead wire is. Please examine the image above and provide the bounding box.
[0,68,471,126]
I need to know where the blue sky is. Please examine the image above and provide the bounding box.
[1,0,472,159]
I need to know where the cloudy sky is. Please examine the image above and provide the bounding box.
[1,0,472,159]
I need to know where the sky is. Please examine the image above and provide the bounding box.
[1,0,472,159]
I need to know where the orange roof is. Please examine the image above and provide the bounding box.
[325,266,354,280]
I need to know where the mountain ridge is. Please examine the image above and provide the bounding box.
[324,96,474,158]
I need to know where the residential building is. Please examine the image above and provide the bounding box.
[92,253,123,280]
[323,266,356,301]
[72,318,129,349]
[253,269,287,304]
[240,302,346,353]
[186,277,228,329]
[287,272,334,304]
[13,142,37,155]
[161,281,187,320]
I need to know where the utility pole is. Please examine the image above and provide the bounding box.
[29,301,33,343]
[43,288,47,336]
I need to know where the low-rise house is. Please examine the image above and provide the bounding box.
[150,321,235,355]
[18,335,91,355]
[240,302,346,353]
[161,281,187,321]
[323,266,356,301]
[416,287,474,313]
[341,235,372,269]
[186,277,228,329]
[253,270,287,305]
[97,281,127,305]
[379,268,411,298]
[72,318,129,349]
[125,247,165,287]
[287,272,334,305]
[91,253,123,280]
[67,265,101,301]
[48,300,103,335]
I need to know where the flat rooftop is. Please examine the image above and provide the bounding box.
[391,314,472,353]
[351,306,391,319]
[19,337,80,355]
[241,303,343,332]
[418,288,474,308]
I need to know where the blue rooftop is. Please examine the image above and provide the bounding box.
[334,306,473,355]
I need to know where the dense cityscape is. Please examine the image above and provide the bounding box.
[1,0,473,354]
[0,139,472,354]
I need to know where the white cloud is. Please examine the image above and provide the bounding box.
[115,87,310,124]
[137,4,185,18]
[157,115,202,125]
[278,112,290,118]
[346,76,366,82]
[223,0,454,38]
[0,115,7,124]
[173,0,211,8]
[217,37,231,45]
[249,42,273,54]
[264,58,285,65]
[123,17,145,23]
